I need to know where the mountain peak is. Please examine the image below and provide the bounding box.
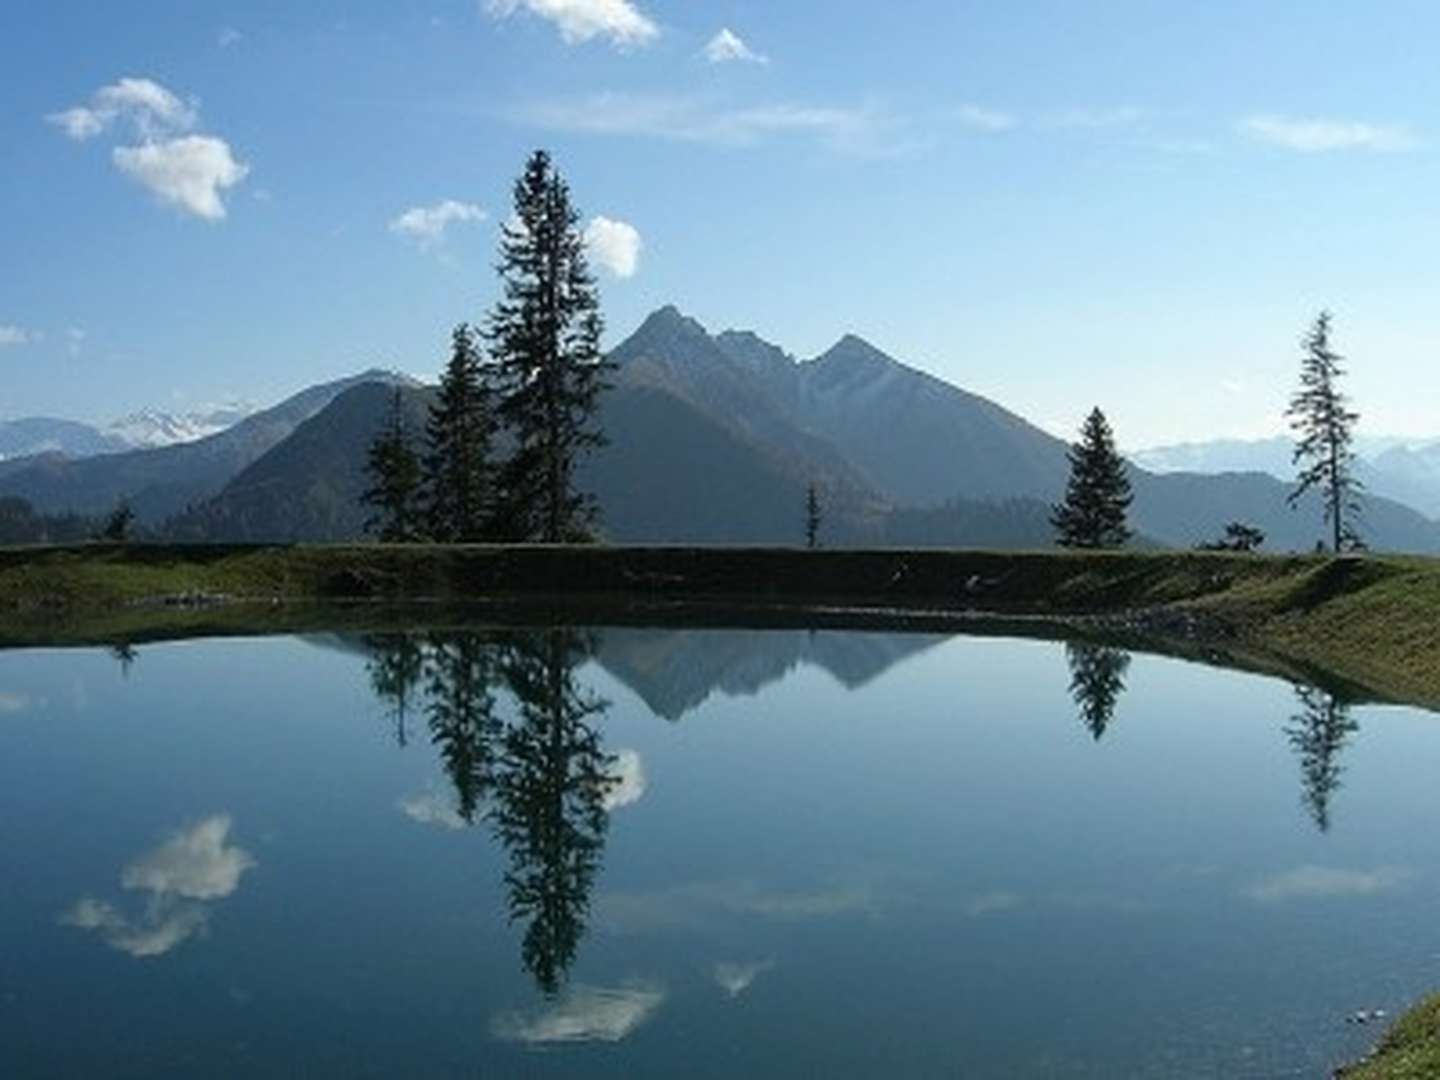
[815,333,896,371]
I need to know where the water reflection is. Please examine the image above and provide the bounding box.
[363,629,621,995]
[60,815,257,959]
[1286,684,1360,833]
[1065,641,1132,741]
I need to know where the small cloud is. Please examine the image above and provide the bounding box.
[389,199,487,251]
[602,748,646,809]
[964,890,1023,917]
[218,27,242,48]
[0,691,31,712]
[1245,865,1414,903]
[47,76,197,142]
[491,984,665,1043]
[398,789,469,830]
[60,897,210,959]
[485,0,658,48]
[66,328,87,357]
[584,216,642,278]
[713,960,773,998]
[113,135,250,221]
[1240,114,1419,153]
[955,104,1017,132]
[120,815,257,901]
[704,28,767,65]
[0,325,35,348]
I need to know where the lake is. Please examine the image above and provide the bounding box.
[1,625,1436,1077]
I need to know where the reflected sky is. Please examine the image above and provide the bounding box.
[1,628,1437,1077]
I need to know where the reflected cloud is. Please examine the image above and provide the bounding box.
[60,815,256,959]
[597,879,880,934]
[602,749,646,811]
[0,691,31,714]
[1245,865,1414,903]
[398,788,470,830]
[491,983,665,1044]
[714,959,773,998]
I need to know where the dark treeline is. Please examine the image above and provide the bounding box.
[0,494,112,544]
[362,626,616,995]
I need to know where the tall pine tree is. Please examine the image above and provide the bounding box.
[424,324,496,542]
[1286,311,1363,552]
[487,150,613,543]
[1050,407,1133,548]
[361,388,423,542]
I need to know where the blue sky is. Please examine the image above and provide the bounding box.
[3,0,1438,446]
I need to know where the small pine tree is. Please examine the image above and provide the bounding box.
[424,324,496,542]
[362,387,423,542]
[1197,521,1266,553]
[1286,311,1363,552]
[1050,407,1133,549]
[99,498,134,542]
[487,150,614,543]
[804,482,822,549]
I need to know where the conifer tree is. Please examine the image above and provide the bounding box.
[362,388,423,542]
[487,150,613,543]
[424,324,496,542]
[1050,407,1133,548]
[1286,311,1363,552]
[804,482,822,549]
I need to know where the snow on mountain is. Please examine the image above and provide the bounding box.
[105,403,256,449]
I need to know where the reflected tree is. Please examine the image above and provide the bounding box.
[363,633,426,746]
[109,642,138,679]
[1286,684,1359,832]
[492,629,616,995]
[1065,642,1132,741]
[426,634,504,823]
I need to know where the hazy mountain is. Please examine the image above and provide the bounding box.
[106,403,255,450]
[1132,434,1440,520]
[0,417,128,461]
[0,371,410,524]
[596,628,949,721]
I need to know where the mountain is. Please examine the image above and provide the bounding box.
[0,371,410,524]
[1132,435,1440,520]
[0,417,128,461]
[105,403,255,450]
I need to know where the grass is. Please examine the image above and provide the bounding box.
[1,542,1439,708]
[1337,994,1440,1078]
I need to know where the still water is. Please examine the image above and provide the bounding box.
[1,626,1437,1077]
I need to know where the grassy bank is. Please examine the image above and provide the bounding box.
[1338,994,1440,1078]
[1,542,1438,708]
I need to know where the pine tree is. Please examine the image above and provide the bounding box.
[98,498,135,542]
[361,388,423,542]
[1050,407,1133,548]
[487,150,613,543]
[1286,311,1363,552]
[804,482,822,549]
[424,324,496,542]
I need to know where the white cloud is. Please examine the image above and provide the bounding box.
[0,691,31,712]
[601,748,646,807]
[388,199,488,250]
[491,984,665,1043]
[66,328,87,357]
[398,789,469,830]
[1245,865,1413,903]
[48,77,197,141]
[218,27,243,48]
[584,216,642,279]
[597,879,881,933]
[60,815,255,959]
[0,326,34,348]
[1047,106,1143,130]
[956,104,1017,132]
[704,28,767,65]
[1240,114,1419,153]
[113,135,250,221]
[486,0,658,48]
[120,815,257,901]
[514,92,900,155]
[714,960,773,998]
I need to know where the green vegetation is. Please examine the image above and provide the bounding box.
[1337,994,1440,1079]
[3,544,1439,709]
[1051,406,1132,548]
[1288,310,1363,552]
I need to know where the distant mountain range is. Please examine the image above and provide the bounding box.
[2,309,1437,553]
[0,403,256,462]
[1133,436,1440,519]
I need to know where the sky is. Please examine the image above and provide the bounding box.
[3,0,1439,447]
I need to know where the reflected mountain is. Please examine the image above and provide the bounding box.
[1286,684,1360,833]
[595,628,950,720]
[361,629,618,995]
[1065,642,1132,741]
